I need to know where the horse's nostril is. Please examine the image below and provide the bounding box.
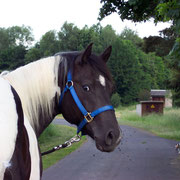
[105,130,114,146]
[109,131,114,139]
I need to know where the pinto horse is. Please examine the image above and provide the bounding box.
[0,44,121,179]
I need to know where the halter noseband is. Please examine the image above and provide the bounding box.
[59,70,114,134]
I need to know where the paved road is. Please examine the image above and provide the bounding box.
[42,119,180,180]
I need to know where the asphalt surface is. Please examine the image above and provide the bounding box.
[42,119,180,180]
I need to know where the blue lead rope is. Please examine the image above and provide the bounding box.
[59,70,114,135]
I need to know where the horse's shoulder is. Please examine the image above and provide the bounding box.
[0,77,36,179]
[0,77,21,179]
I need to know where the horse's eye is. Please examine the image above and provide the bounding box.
[83,85,90,92]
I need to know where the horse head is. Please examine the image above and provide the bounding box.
[59,44,122,152]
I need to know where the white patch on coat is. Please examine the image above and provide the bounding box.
[24,116,40,180]
[0,78,18,179]
[99,75,106,87]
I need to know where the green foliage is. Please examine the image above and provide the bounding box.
[167,40,180,107]
[24,46,41,64]
[0,45,26,70]
[109,38,142,104]
[111,93,121,108]
[99,0,180,106]
[6,25,34,47]
[143,36,174,57]
[0,25,34,49]
[0,28,10,50]
[108,37,168,104]
[166,53,180,107]
[156,0,180,27]
[99,0,180,27]
[100,25,117,49]
[172,90,180,107]
[120,27,143,48]
[145,52,169,89]
[39,30,60,57]
[99,0,158,22]
[0,25,33,71]
[0,23,170,105]
[58,22,81,51]
[138,89,151,101]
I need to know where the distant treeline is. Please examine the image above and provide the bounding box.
[0,22,175,105]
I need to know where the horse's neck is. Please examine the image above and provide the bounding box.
[4,57,61,137]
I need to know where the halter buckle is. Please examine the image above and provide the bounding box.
[66,80,73,89]
[84,112,94,123]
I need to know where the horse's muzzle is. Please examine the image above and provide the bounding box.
[95,127,122,152]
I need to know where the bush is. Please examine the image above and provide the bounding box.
[138,89,151,101]
[111,93,121,108]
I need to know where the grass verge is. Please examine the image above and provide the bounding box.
[55,114,64,119]
[38,124,86,170]
[116,106,180,141]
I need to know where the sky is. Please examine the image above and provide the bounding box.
[0,0,171,42]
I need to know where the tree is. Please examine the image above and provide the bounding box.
[143,36,174,57]
[39,30,60,57]
[0,28,10,50]
[138,89,151,101]
[0,25,34,72]
[99,0,180,106]
[99,0,179,25]
[111,93,121,107]
[109,38,144,104]
[120,27,143,48]
[79,24,102,53]
[24,45,41,64]
[99,0,179,57]
[58,22,81,51]
[0,45,26,70]
[167,54,180,107]
[99,25,116,49]
[0,25,34,50]
[99,0,158,22]
[7,25,34,47]
[156,1,180,106]
[107,33,168,104]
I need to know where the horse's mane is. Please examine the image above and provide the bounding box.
[3,56,64,131]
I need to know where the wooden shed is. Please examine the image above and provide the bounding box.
[136,101,164,116]
[151,90,166,105]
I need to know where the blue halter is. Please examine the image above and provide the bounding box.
[59,70,114,134]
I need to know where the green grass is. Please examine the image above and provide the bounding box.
[39,107,180,169]
[55,114,64,119]
[116,106,180,141]
[38,124,86,170]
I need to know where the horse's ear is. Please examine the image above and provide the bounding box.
[82,43,93,61]
[76,43,93,65]
[100,46,112,63]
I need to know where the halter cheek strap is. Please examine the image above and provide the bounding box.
[59,70,114,135]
